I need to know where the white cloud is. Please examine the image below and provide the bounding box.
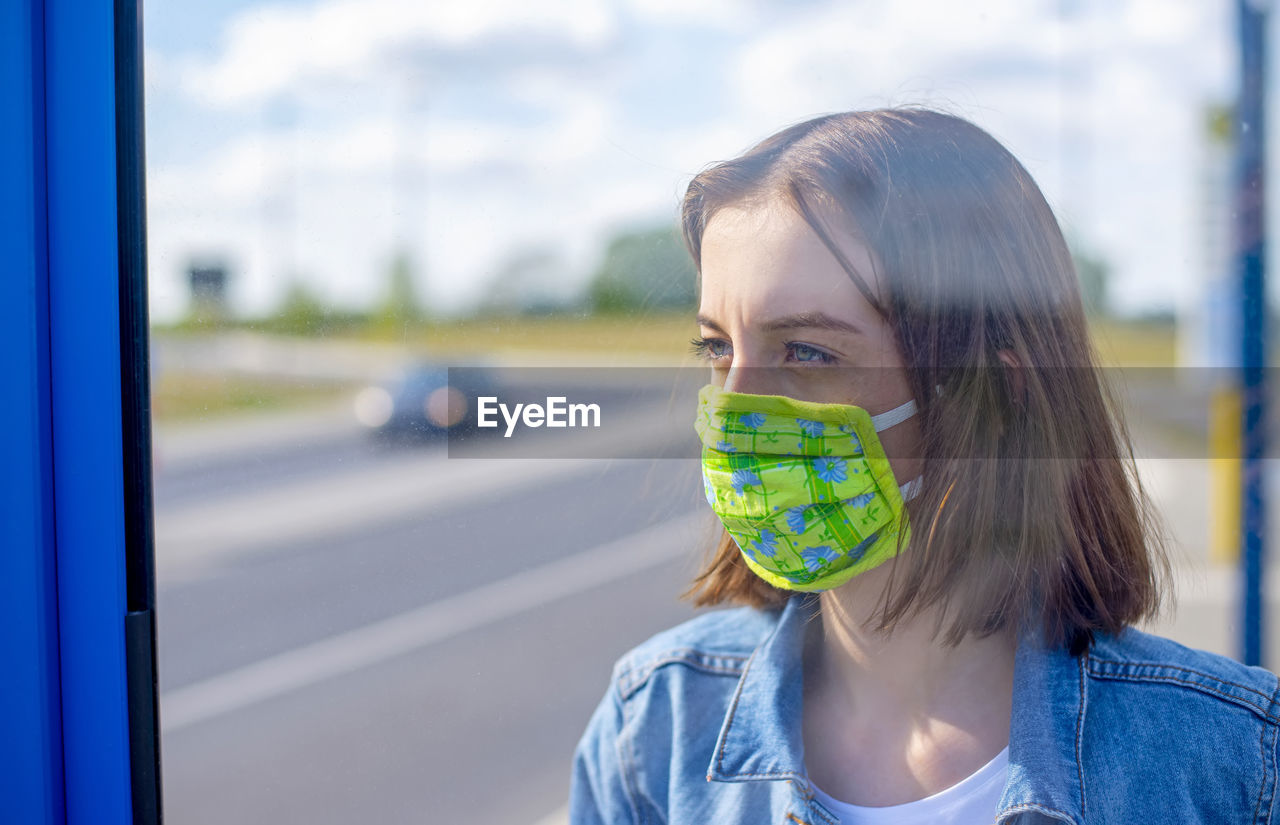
[1124,0,1202,45]
[145,0,1241,322]
[717,0,1232,314]
[623,0,762,30]
[184,0,620,107]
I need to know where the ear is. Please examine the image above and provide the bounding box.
[997,349,1027,403]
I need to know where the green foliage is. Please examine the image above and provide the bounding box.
[1206,102,1233,145]
[251,280,366,336]
[1073,247,1111,319]
[587,225,696,314]
[171,307,229,333]
[372,250,427,333]
[276,282,331,334]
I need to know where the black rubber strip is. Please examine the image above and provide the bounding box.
[114,0,163,821]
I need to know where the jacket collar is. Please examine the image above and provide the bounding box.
[998,630,1086,824]
[707,595,813,784]
[707,596,1086,825]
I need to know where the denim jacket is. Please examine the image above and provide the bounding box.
[570,595,1280,824]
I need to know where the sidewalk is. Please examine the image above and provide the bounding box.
[1136,455,1280,666]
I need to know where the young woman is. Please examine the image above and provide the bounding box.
[570,108,1280,824]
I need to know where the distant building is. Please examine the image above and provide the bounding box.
[188,260,229,321]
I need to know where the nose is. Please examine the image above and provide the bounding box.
[722,363,778,396]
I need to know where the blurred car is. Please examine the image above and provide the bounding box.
[353,362,497,441]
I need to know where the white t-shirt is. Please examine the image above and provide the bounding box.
[809,747,1009,825]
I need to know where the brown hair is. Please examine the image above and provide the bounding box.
[681,108,1168,650]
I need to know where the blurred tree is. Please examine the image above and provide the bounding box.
[587,225,696,314]
[274,280,333,336]
[373,249,426,333]
[1073,247,1111,318]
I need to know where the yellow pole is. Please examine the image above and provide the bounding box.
[1210,389,1242,563]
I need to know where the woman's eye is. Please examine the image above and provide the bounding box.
[786,343,835,364]
[689,336,731,361]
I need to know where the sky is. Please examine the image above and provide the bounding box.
[142,0,1271,324]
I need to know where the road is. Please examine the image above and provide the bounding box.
[153,379,1280,824]
[154,391,715,825]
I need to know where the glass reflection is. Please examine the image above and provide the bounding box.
[143,3,1259,823]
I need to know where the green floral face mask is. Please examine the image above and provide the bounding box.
[694,384,921,592]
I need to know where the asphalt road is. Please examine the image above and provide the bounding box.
[154,403,713,825]
[152,377,1280,825]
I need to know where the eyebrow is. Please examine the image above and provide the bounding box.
[696,312,864,336]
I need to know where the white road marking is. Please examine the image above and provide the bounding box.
[154,451,603,580]
[531,804,567,825]
[160,511,709,733]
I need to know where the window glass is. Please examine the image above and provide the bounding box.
[144,2,1263,822]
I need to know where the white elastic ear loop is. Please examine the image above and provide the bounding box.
[870,397,921,500]
[869,398,917,432]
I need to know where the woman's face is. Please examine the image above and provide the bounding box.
[695,198,923,480]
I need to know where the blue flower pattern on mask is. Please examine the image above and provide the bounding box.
[842,492,873,509]
[813,456,848,484]
[716,440,736,453]
[739,412,766,429]
[801,545,839,572]
[785,506,808,534]
[730,468,762,496]
[796,418,824,438]
[750,529,778,558]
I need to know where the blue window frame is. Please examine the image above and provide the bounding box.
[2,1,161,822]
